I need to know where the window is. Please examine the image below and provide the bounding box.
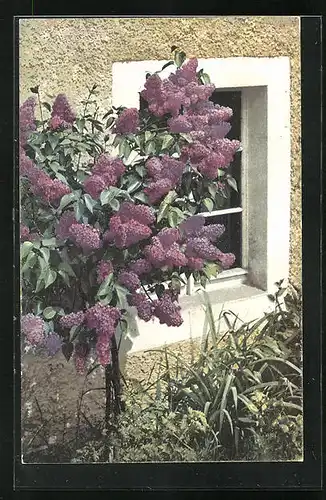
[112,57,291,352]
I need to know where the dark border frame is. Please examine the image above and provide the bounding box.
[3,14,322,492]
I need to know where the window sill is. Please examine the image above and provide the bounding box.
[120,280,273,356]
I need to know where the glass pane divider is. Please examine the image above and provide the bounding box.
[201,207,243,217]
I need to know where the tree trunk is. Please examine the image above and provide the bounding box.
[104,334,123,429]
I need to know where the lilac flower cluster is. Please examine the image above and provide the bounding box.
[19,97,37,146]
[69,223,102,251]
[20,224,38,242]
[140,58,241,181]
[144,227,186,270]
[83,154,125,199]
[21,314,45,346]
[117,270,141,292]
[96,260,113,284]
[114,108,140,135]
[104,202,154,249]
[153,291,183,327]
[55,211,77,241]
[127,292,155,322]
[178,101,241,179]
[20,148,71,204]
[85,303,121,336]
[144,155,185,204]
[84,304,121,366]
[20,224,30,242]
[179,215,225,241]
[117,202,155,226]
[128,258,152,276]
[180,215,235,269]
[49,94,76,131]
[74,343,89,375]
[20,146,38,178]
[43,332,63,356]
[59,311,85,329]
[31,173,71,204]
[128,289,182,327]
[141,58,215,117]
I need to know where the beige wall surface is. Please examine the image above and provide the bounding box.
[19,16,301,287]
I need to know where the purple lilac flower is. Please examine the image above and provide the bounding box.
[21,314,45,345]
[118,270,141,292]
[44,332,63,356]
[114,108,139,135]
[59,311,85,329]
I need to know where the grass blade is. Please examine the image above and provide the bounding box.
[219,373,234,431]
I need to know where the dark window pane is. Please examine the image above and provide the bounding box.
[210,90,242,209]
[205,212,242,268]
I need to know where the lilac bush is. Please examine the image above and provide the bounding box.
[20,48,241,421]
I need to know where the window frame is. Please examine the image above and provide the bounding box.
[112,57,291,352]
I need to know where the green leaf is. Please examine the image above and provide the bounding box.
[100,188,117,206]
[155,284,165,298]
[42,238,56,248]
[60,138,71,146]
[69,325,82,342]
[208,183,218,198]
[168,207,184,227]
[144,131,153,143]
[126,179,142,194]
[43,306,56,320]
[231,386,238,411]
[83,194,97,214]
[161,134,174,150]
[226,175,238,192]
[44,269,57,289]
[115,284,128,307]
[21,241,34,260]
[21,252,37,272]
[97,273,113,298]
[174,50,186,68]
[237,394,259,414]
[161,60,175,71]
[74,200,85,221]
[135,164,146,178]
[75,118,85,133]
[35,276,45,293]
[203,198,214,212]
[203,262,219,279]
[58,269,70,286]
[145,140,156,155]
[109,198,120,211]
[38,255,47,272]
[58,192,76,212]
[124,141,132,160]
[200,72,211,84]
[62,342,74,361]
[58,261,76,278]
[106,116,115,129]
[179,133,193,143]
[48,134,60,151]
[30,85,39,94]
[39,247,50,262]
[133,192,148,203]
[49,161,63,173]
[221,408,234,435]
[157,190,178,223]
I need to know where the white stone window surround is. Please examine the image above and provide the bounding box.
[112,57,291,354]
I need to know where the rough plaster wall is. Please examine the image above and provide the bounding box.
[19,16,301,287]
